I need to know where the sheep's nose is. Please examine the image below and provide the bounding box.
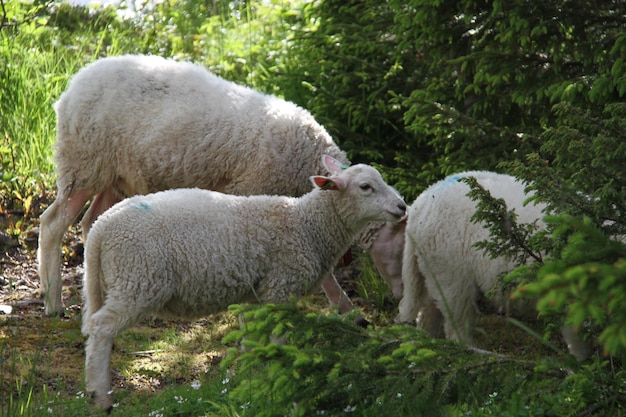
[398,202,407,213]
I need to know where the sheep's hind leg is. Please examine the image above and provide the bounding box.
[38,190,91,315]
[416,300,444,338]
[80,188,120,237]
[395,237,424,324]
[85,329,115,410]
[84,305,135,410]
[440,295,476,347]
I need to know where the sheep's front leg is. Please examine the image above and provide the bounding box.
[320,274,354,313]
[561,325,592,361]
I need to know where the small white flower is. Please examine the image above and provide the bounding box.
[174,395,185,404]
[222,377,230,385]
[343,405,357,412]
[221,388,228,394]
[397,392,403,398]
[47,408,53,414]
[148,408,165,417]
[75,391,84,399]
[408,362,417,369]
[191,380,201,390]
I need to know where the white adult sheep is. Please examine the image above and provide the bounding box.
[81,156,407,409]
[395,171,592,360]
[38,54,353,316]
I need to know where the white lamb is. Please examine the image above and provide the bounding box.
[396,171,591,360]
[38,54,352,316]
[81,156,407,409]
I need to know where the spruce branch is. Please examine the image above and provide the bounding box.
[462,176,544,265]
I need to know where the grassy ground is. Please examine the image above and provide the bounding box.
[0,205,607,416]
[0,241,564,415]
[0,250,237,415]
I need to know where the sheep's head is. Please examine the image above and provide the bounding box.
[310,156,407,224]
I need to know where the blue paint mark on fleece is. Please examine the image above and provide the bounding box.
[133,201,152,212]
[432,173,464,192]
[443,173,464,184]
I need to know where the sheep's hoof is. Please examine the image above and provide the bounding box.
[43,305,68,318]
[354,315,370,328]
[392,316,414,326]
[43,306,67,317]
[88,390,113,413]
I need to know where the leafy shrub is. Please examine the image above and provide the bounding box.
[220,303,625,416]
[503,103,626,357]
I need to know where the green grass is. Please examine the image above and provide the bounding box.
[2,281,624,416]
[0,307,239,416]
[356,253,398,320]
[0,10,132,221]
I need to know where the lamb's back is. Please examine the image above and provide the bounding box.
[90,189,318,317]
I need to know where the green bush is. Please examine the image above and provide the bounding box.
[221,303,625,416]
[501,103,626,358]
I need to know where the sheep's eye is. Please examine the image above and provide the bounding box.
[360,183,372,191]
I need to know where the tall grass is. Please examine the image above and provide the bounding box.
[0,5,137,216]
[1,36,67,190]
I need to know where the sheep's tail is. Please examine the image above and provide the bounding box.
[81,230,106,336]
[395,234,428,324]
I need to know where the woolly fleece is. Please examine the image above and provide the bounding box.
[396,171,591,360]
[81,162,406,409]
[38,54,348,315]
[396,171,544,341]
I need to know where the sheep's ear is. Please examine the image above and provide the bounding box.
[322,155,350,175]
[310,175,347,191]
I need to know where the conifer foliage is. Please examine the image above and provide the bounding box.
[221,303,624,416]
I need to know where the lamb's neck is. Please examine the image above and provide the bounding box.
[297,190,360,257]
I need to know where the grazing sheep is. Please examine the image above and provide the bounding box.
[321,160,407,301]
[81,156,407,409]
[396,171,591,360]
[358,220,406,300]
[37,54,351,316]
